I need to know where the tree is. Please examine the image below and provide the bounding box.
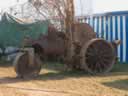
[28,0,74,31]
[28,0,66,19]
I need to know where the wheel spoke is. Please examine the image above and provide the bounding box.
[86,51,94,56]
[84,39,115,73]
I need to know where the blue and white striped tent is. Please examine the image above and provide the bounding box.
[78,11,128,63]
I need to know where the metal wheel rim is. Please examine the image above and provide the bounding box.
[81,38,115,74]
[13,52,42,77]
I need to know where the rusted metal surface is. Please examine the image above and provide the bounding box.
[26,23,118,74]
[73,23,96,46]
[30,26,66,61]
[64,23,97,70]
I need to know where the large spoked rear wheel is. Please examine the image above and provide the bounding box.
[13,52,42,78]
[81,39,115,74]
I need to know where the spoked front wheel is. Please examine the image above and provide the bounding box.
[13,52,42,78]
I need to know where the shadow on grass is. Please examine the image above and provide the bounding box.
[101,64,128,91]
[111,64,128,72]
[0,62,89,84]
[37,70,90,81]
[0,77,31,84]
[103,79,128,91]
[1,69,128,85]
[0,63,128,84]
[42,63,128,77]
[0,70,90,84]
[0,62,13,68]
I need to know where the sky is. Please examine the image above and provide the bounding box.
[0,0,27,11]
[0,0,128,15]
[93,0,128,13]
[75,0,128,15]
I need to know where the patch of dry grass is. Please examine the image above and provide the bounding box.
[0,62,128,96]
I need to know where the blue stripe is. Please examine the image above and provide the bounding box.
[89,18,91,25]
[110,16,113,41]
[91,17,93,28]
[115,16,118,56]
[115,16,118,40]
[126,16,128,63]
[106,16,108,40]
[120,16,123,62]
[123,16,127,63]
[107,16,110,41]
[101,16,104,38]
[96,17,99,37]
[102,16,106,39]
[92,17,95,30]
[90,17,93,28]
